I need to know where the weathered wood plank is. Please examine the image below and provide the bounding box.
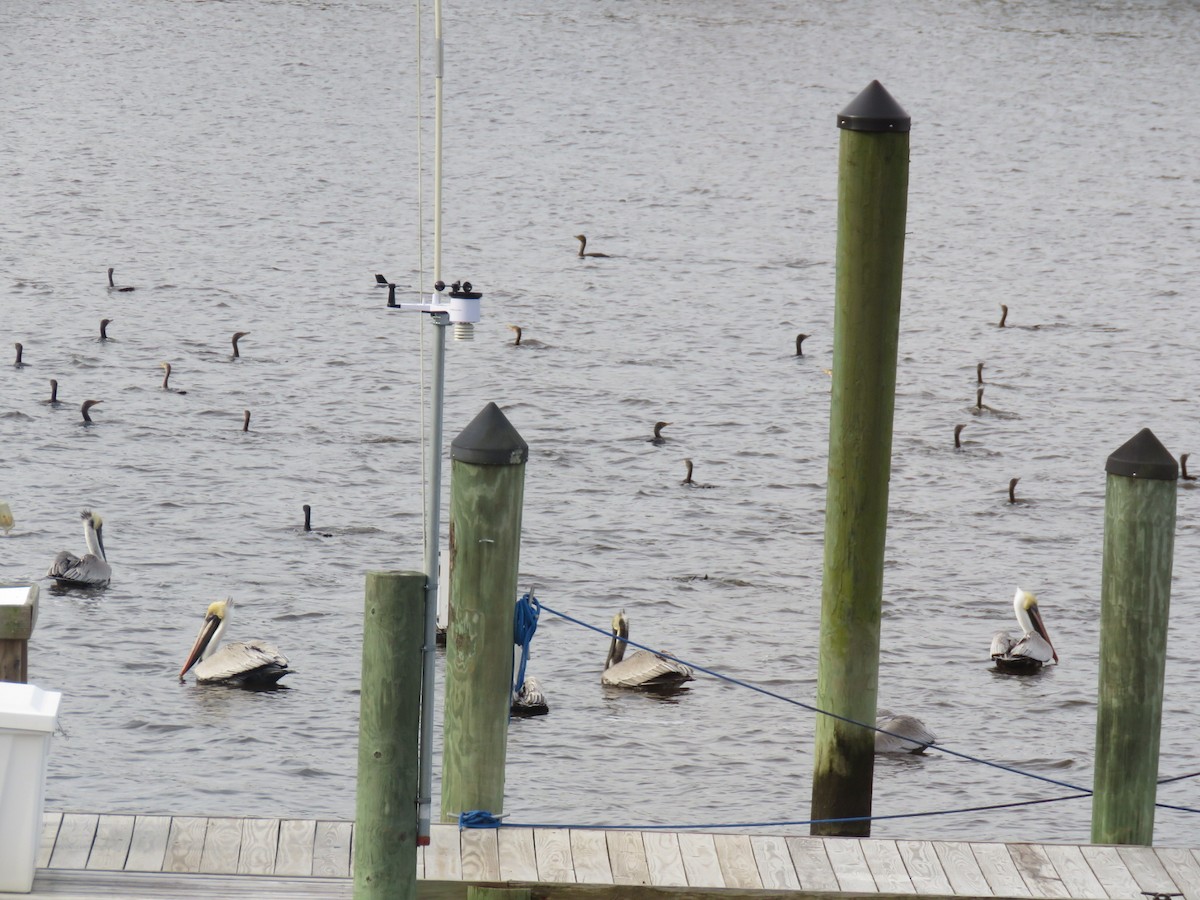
[1009,842,1072,898]
[607,831,650,886]
[934,839,993,896]
[713,834,761,889]
[750,834,800,890]
[1041,844,1107,899]
[48,813,98,869]
[163,816,207,873]
[896,839,955,895]
[312,821,352,878]
[861,839,915,894]
[970,842,1030,897]
[641,831,686,887]
[236,817,280,876]
[1080,844,1146,899]
[823,836,876,893]
[274,819,316,877]
[497,827,538,882]
[1156,846,1200,900]
[425,822,462,881]
[570,829,613,884]
[459,826,500,882]
[22,868,356,897]
[124,815,171,872]
[676,832,724,888]
[786,835,839,892]
[85,815,135,870]
[37,812,62,869]
[1118,845,1180,896]
[533,827,575,883]
[198,817,242,875]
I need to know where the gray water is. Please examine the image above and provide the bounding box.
[3,0,1199,847]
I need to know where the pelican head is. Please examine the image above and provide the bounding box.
[179,598,232,680]
[1013,588,1057,663]
[605,610,630,669]
[82,510,106,560]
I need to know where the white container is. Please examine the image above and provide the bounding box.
[0,682,61,893]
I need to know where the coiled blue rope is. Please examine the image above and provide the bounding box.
[458,810,504,830]
[512,590,540,697]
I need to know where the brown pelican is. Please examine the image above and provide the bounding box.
[875,710,936,754]
[574,234,610,258]
[998,304,1008,328]
[648,421,671,445]
[14,342,26,367]
[0,502,13,535]
[242,410,251,432]
[231,331,249,358]
[976,362,984,384]
[80,399,102,425]
[99,319,114,340]
[47,510,111,588]
[511,676,549,717]
[954,423,966,449]
[1008,477,1020,504]
[795,333,809,356]
[990,588,1058,674]
[179,598,290,688]
[1181,453,1195,481]
[507,325,547,348]
[107,267,135,292]
[602,610,693,690]
[159,362,187,394]
[44,379,61,406]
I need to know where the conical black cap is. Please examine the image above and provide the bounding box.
[1105,428,1177,480]
[451,402,528,466]
[837,80,911,133]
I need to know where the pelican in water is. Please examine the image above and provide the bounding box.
[602,610,693,690]
[574,234,610,258]
[511,676,549,717]
[507,325,548,348]
[107,267,135,292]
[179,598,290,688]
[80,399,102,425]
[47,510,111,588]
[795,333,809,357]
[1181,453,1195,481]
[875,710,936,754]
[159,362,187,394]
[14,342,26,367]
[231,331,249,358]
[100,318,114,340]
[648,421,671,445]
[990,588,1058,674]
[44,379,62,406]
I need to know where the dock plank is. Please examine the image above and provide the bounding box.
[570,829,613,884]
[162,816,207,873]
[861,839,916,894]
[312,821,352,878]
[425,823,462,881]
[1042,844,1107,899]
[1118,845,1180,897]
[1080,844,1146,899]
[236,817,280,875]
[48,813,98,870]
[607,831,650,886]
[677,832,724,888]
[1157,846,1200,900]
[786,835,839,892]
[459,827,499,882]
[20,868,355,897]
[970,842,1031,897]
[1010,843,1071,898]
[37,813,62,869]
[935,839,994,896]
[533,828,575,883]
[198,817,242,875]
[85,815,134,871]
[750,834,800,890]
[642,831,687,887]
[496,827,538,882]
[124,815,171,872]
[824,836,876,893]
[274,819,316,877]
[897,839,955,895]
[713,834,761,889]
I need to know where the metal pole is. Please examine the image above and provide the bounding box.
[432,0,444,284]
[416,312,448,846]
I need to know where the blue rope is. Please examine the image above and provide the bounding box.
[536,601,1200,816]
[512,590,540,697]
[459,810,504,830]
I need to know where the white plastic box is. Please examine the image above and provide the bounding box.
[0,682,61,893]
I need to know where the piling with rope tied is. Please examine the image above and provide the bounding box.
[811,80,910,839]
[1093,428,1178,846]
[441,402,529,824]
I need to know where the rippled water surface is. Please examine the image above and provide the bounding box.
[3,0,1200,846]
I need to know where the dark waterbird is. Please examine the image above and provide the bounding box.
[80,399,102,425]
[302,504,332,537]
[954,423,966,449]
[159,362,187,394]
[44,379,61,406]
[976,362,984,384]
[231,331,250,358]
[13,343,25,367]
[1181,453,1195,481]
[242,410,251,432]
[648,421,671,445]
[100,318,114,340]
[998,304,1008,328]
[1008,477,1020,504]
[107,268,135,292]
[507,325,547,348]
[681,458,714,488]
[795,333,809,357]
[574,234,610,258]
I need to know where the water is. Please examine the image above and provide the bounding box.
[3,0,1199,847]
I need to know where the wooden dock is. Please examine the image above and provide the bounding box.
[3,811,1197,898]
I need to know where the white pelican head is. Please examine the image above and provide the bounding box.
[1013,588,1057,663]
[82,510,106,560]
[179,598,233,680]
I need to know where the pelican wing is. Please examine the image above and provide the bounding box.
[47,551,111,587]
[194,640,289,687]
[875,713,936,754]
[989,630,1017,659]
[1009,632,1056,664]
[511,676,549,717]
[602,649,693,689]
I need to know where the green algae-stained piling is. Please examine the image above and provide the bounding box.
[441,402,529,824]
[1092,428,1178,846]
[811,80,910,839]
[354,570,424,899]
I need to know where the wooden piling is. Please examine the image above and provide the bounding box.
[810,81,910,838]
[440,402,528,823]
[0,584,39,683]
[354,570,424,899]
[1092,428,1177,846]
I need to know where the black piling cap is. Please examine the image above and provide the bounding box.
[1106,428,1178,480]
[837,80,911,133]
[451,401,528,466]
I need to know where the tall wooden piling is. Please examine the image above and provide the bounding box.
[355,570,425,899]
[441,402,528,823]
[1092,428,1177,845]
[810,81,910,838]
[0,585,39,683]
